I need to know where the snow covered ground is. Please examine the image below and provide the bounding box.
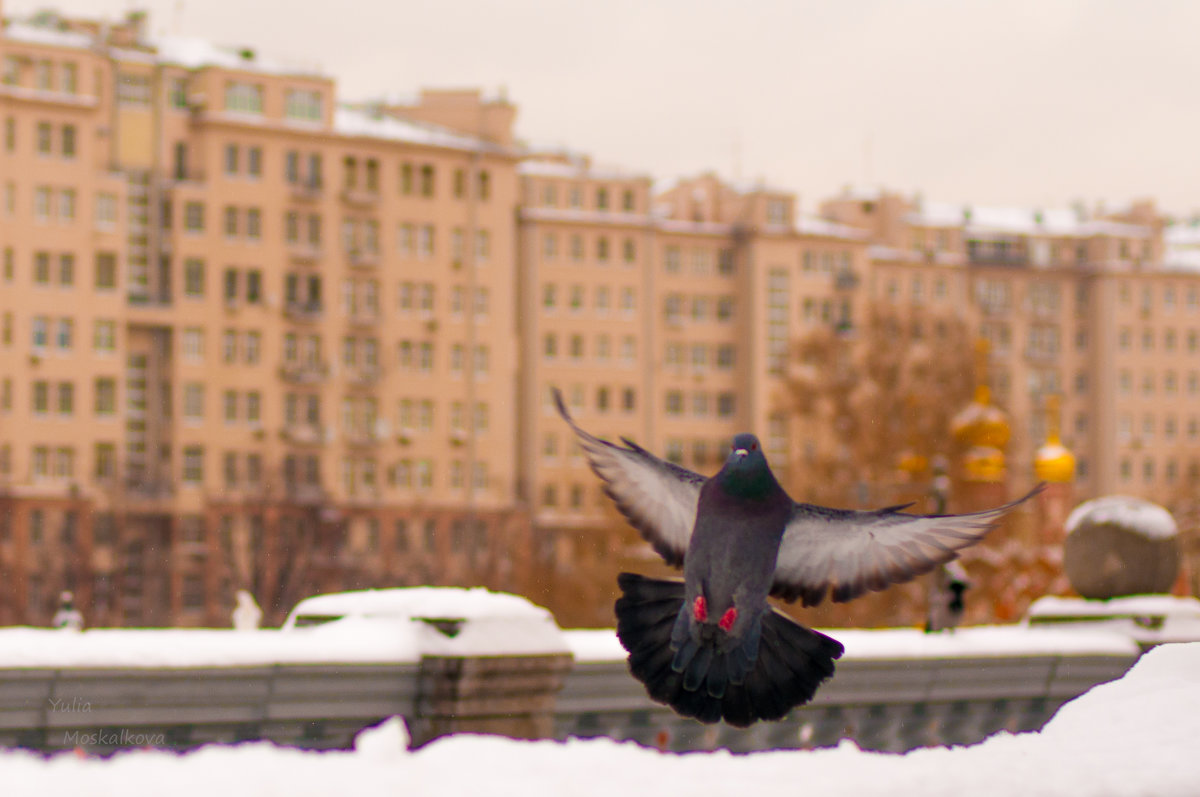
[2,641,1197,796]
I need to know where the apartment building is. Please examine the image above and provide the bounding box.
[516,163,871,565]
[2,7,1198,629]
[822,190,1200,506]
[0,9,528,626]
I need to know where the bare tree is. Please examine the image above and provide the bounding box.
[779,304,976,508]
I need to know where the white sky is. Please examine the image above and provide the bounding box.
[8,0,1200,216]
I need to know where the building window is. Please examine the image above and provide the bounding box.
[61,63,78,94]
[56,319,73,350]
[285,89,323,122]
[93,320,116,352]
[182,446,205,484]
[94,253,117,290]
[169,77,189,109]
[184,202,205,232]
[182,327,204,361]
[183,383,205,420]
[61,125,76,158]
[94,443,116,481]
[183,259,205,297]
[56,382,74,415]
[225,82,264,114]
[117,73,152,107]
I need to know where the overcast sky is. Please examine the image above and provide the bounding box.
[9,0,1200,216]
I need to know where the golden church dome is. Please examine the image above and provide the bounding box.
[1034,394,1075,483]
[963,445,1006,483]
[896,450,930,478]
[951,386,1012,450]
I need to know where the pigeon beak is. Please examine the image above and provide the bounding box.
[734,448,748,458]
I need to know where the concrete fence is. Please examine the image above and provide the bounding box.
[556,643,1137,753]
[0,623,1140,755]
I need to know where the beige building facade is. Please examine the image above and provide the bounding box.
[1,7,1197,627]
[0,9,529,626]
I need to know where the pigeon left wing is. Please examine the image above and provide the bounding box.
[554,389,704,567]
[770,487,1042,606]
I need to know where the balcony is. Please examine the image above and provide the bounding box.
[346,366,383,386]
[967,240,1027,267]
[834,269,860,290]
[347,248,380,269]
[1024,346,1060,363]
[281,423,327,446]
[339,188,380,208]
[289,179,323,202]
[278,360,329,384]
[283,482,325,504]
[978,302,1012,318]
[287,242,323,264]
[284,301,324,323]
[121,480,175,512]
[344,427,384,447]
[347,310,381,328]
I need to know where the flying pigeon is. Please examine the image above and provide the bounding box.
[555,389,1040,727]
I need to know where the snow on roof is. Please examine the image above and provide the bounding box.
[1165,221,1200,246]
[517,159,649,181]
[911,201,1151,239]
[1065,495,1178,540]
[652,175,681,195]
[796,214,869,240]
[3,641,1197,796]
[565,624,1137,663]
[2,20,94,50]
[1164,247,1200,272]
[1163,222,1200,271]
[148,35,324,76]
[333,107,505,153]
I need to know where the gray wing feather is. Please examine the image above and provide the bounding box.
[554,389,704,567]
[772,487,1042,606]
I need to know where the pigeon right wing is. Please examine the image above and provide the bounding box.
[770,487,1042,606]
[555,389,705,567]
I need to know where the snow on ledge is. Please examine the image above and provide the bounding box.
[565,623,1139,663]
[1,643,1197,796]
[284,586,555,625]
[1065,495,1178,540]
[0,587,570,668]
[1028,593,1200,618]
[0,620,421,669]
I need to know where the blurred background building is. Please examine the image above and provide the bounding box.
[1,6,1198,627]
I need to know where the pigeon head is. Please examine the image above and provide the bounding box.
[717,433,777,498]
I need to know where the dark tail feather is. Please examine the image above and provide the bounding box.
[615,572,844,728]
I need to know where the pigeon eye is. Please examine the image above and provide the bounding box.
[751,443,758,451]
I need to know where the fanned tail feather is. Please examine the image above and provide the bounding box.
[615,572,844,728]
